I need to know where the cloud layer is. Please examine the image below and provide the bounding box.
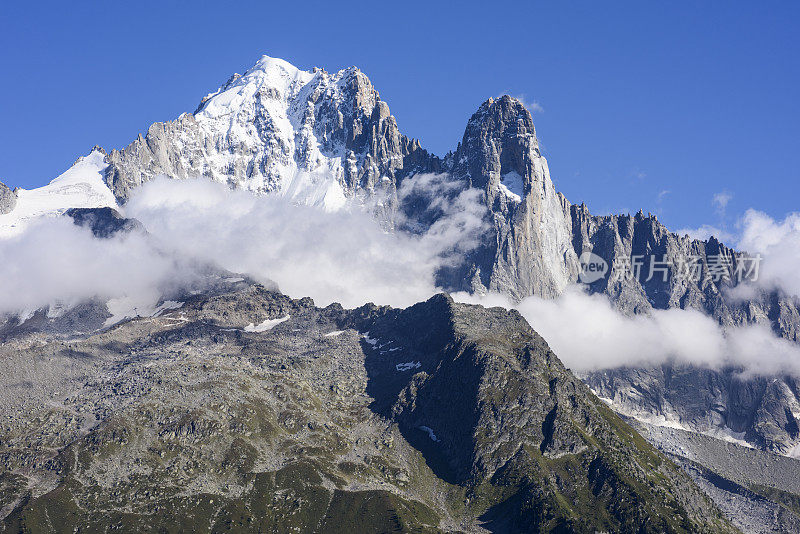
[124,174,485,309]
[737,209,800,298]
[0,171,490,319]
[2,173,799,379]
[457,207,800,377]
[0,216,191,316]
[456,287,800,377]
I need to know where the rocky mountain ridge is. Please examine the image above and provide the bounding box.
[3,53,800,531]
[4,55,800,457]
[0,282,734,533]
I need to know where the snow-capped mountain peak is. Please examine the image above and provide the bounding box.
[102,55,424,206]
[195,55,316,119]
[0,148,116,237]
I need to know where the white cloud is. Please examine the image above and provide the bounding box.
[527,100,545,114]
[504,93,544,114]
[124,174,486,309]
[678,208,800,300]
[736,209,800,297]
[713,191,733,216]
[0,173,488,317]
[455,287,800,377]
[0,216,195,316]
[3,171,799,380]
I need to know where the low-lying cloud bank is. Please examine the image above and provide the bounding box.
[1,174,800,378]
[125,174,486,308]
[0,216,195,316]
[682,209,800,299]
[461,208,800,377]
[455,287,800,377]
[0,173,486,317]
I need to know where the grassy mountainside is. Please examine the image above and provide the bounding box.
[1,285,736,533]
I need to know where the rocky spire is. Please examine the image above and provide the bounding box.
[440,95,579,299]
[452,95,540,206]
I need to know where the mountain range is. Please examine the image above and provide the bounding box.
[1,55,799,533]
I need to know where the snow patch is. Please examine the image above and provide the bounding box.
[593,387,756,449]
[16,308,36,325]
[498,171,524,203]
[705,426,754,449]
[244,315,290,332]
[189,55,355,211]
[419,426,440,442]
[324,330,346,337]
[282,171,348,212]
[104,297,183,327]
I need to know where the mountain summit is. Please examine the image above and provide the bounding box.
[103,55,434,209]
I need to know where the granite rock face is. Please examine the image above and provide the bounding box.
[0,182,16,215]
[584,365,800,456]
[442,96,580,299]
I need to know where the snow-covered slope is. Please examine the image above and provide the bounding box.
[0,149,117,237]
[103,55,431,209]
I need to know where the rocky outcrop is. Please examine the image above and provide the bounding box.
[0,181,16,215]
[584,365,800,457]
[65,207,144,238]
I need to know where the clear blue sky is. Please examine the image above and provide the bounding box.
[1,1,798,231]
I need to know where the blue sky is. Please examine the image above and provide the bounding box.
[1,1,798,232]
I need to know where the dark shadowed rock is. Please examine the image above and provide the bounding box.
[65,207,144,238]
